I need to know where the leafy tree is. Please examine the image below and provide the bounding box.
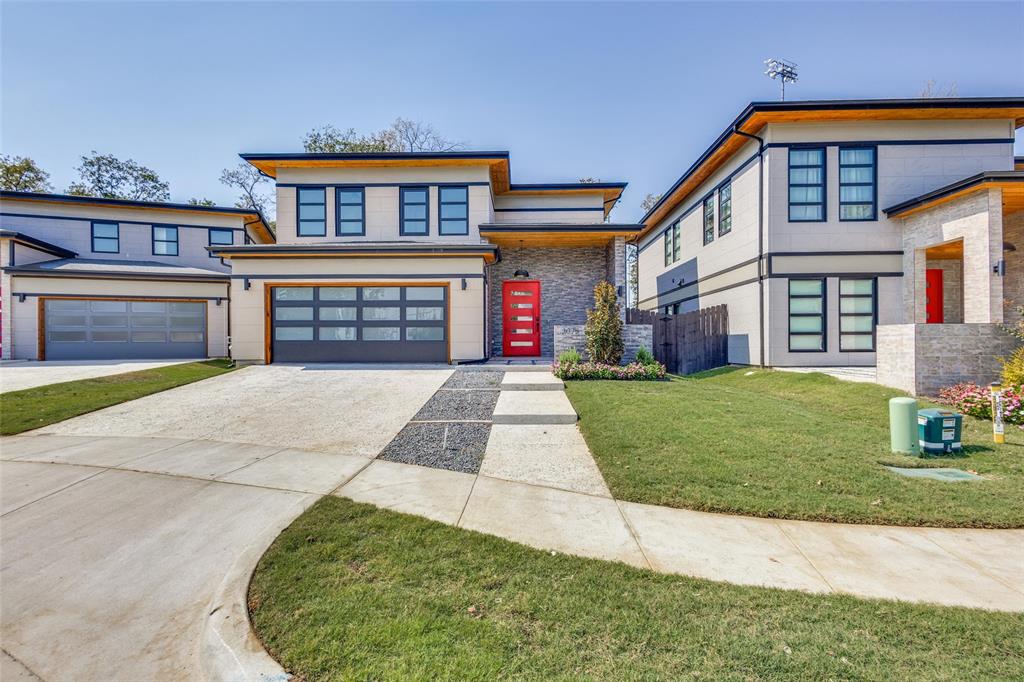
[219,162,272,217]
[66,152,169,201]
[577,177,601,183]
[641,192,662,213]
[919,80,958,98]
[584,281,624,364]
[188,197,216,206]
[303,119,462,154]
[0,155,53,192]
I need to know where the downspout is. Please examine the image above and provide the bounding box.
[732,125,766,367]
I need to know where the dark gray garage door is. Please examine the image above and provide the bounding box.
[271,285,446,363]
[44,299,207,360]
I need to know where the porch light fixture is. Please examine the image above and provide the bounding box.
[461,278,468,290]
[514,269,530,278]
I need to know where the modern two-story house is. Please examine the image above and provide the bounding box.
[212,151,645,364]
[0,192,274,360]
[636,97,1023,394]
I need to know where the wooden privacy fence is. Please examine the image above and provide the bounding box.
[627,305,729,375]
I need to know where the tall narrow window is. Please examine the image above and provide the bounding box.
[91,221,119,253]
[789,148,825,221]
[297,187,326,236]
[789,278,826,352]
[400,186,429,235]
[439,186,469,235]
[840,278,876,351]
[672,222,681,262]
[839,147,876,221]
[663,221,681,265]
[702,195,715,245]
[208,228,233,257]
[718,182,732,236]
[336,186,365,236]
[663,227,672,266]
[152,225,178,256]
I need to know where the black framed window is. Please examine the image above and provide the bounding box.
[336,186,365,236]
[718,182,732,236]
[789,278,826,352]
[91,221,119,253]
[839,278,876,351]
[439,185,469,235]
[839,147,876,221]
[152,225,178,256]
[400,186,429,235]
[663,227,672,266]
[663,220,681,265]
[208,228,233,257]
[789,148,826,221]
[702,195,714,245]
[297,187,327,236]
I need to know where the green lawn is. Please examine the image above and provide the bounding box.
[566,368,1024,528]
[0,359,236,435]
[250,497,1024,681]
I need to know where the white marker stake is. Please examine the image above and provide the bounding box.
[990,382,1005,445]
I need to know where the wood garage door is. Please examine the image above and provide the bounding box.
[270,285,447,363]
[43,299,206,360]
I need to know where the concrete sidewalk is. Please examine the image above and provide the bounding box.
[0,359,198,393]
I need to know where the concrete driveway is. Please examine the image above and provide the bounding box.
[0,359,198,393]
[0,365,452,681]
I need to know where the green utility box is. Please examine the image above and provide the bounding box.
[917,409,963,455]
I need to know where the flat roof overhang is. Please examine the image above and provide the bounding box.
[209,242,501,264]
[479,223,643,248]
[884,171,1024,218]
[0,230,78,258]
[639,97,1024,240]
[0,191,275,243]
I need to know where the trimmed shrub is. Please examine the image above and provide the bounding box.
[635,346,656,366]
[584,281,624,365]
[552,360,666,381]
[557,347,582,365]
[1000,346,1024,387]
[937,382,1023,426]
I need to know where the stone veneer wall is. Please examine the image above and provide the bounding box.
[876,323,1019,396]
[553,324,653,363]
[487,240,626,357]
[1004,209,1024,325]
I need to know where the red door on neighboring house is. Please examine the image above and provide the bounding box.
[926,269,944,323]
[502,280,541,356]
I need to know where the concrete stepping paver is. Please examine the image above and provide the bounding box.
[480,424,610,496]
[499,372,564,391]
[491,390,577,425]
[215,448,369,494]
[618,501,831,593]
[459,476,648,567]
[336,459,475,525]
[776,519,1024,611]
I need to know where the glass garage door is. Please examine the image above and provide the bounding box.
[271,285,447,363]
[44,299,207,360]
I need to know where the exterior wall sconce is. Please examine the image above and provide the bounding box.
[215,298,224,306]
[243,277,251,291]
[993,259,1006,276]
[461,278,468,290]
[514,269,530,278]
[17,293,26,303]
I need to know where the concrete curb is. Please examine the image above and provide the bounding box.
[200,492,318,682]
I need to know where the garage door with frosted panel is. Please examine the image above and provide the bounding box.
[44,299,206,360]
[271,285,446,363]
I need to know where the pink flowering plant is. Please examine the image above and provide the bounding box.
[937,382,1023,426]
[552,347,666,381]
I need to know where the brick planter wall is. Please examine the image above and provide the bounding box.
[876,323,1020,396]
[553,324,653,363]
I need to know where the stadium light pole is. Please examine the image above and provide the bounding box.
[764,58,799,101]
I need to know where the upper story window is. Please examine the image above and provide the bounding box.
[788,148,825,222]
[91,221,119,253]
[400,187,429,235]
[789,278,826,352]
[336,187,365,236]
[297,187,327,236]
[439,186,469,235]
[702,195,715,245]
[839,147,877,221]
[718,182,732,236]
[663,220,680,266]
[152,225,178,256]
[208,228,233,257]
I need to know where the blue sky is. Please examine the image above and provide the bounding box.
[2,1,1022,221]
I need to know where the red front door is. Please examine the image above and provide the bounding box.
[502,280,541,356]
[926,269,944,323]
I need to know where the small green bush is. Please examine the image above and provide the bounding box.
[558,347,582,365]
[635,346,656,366]
[1001,346,1024,387]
